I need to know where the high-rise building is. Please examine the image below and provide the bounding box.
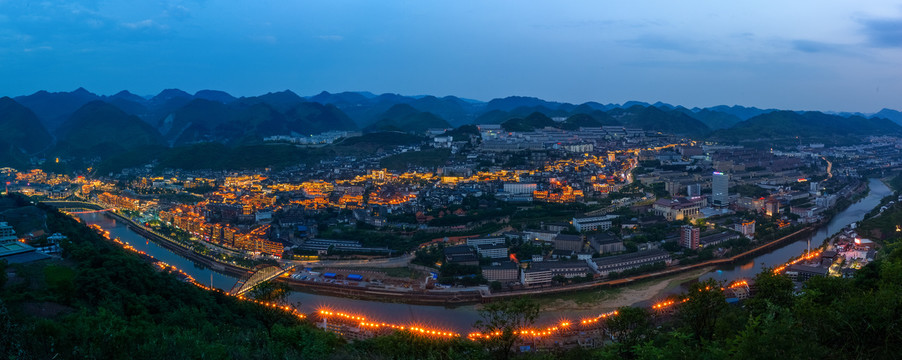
[680,225,700,249]
[712,172,729,206]
[687,183,701,197]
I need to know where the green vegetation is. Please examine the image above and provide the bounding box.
[607,261,666,279]
[364,104,451,133]
[444,124,480,139]
[1,198,342,359]
[501,112,556,132]
[334,131,423,150]
[159,143,331,170]
[709,110,902,146]
[54,101,165,157]
[95,143,336,173]
[317,226,415,252]
[0,97,53,154]
[4,192,902,359]
[438,263,485,286]
[379,148,452,171]
[248,280,292,303]
[474,298,540,360]
[608,105,711,137]
[732,184,770,198]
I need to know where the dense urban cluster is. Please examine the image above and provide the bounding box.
[4,128,902,299]
[3,122,902,358]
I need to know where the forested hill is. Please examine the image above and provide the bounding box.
[2,87,901,170]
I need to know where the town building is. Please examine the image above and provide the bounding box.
[482,261,520,283]
[503,183,537,194]
[786,264,829,282]
[477,243,509,259]
[587,232,625,254]
[712,171,729,206]
[466,237,505,248]
[680,225,700,249]
[734,220,756,239]
[653,197,705,221]
[572,214,618,232]
[444,245,479,266]
[590,250,672,277]
[521,260,594,286]
[525,229,558,243]
[0,222,41,262]
[553,234,584,252]
[699,232,739,248]
[520,266,553,287]
[687,183,701,197]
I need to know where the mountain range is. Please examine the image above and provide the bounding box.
[1,87,901,167]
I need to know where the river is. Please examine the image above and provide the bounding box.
[700,178,891,283]
[77,178,891,333]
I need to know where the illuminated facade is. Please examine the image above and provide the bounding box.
[712,171,729,206]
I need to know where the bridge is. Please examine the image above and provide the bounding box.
[59,208,115,214]
[229,263,297,296]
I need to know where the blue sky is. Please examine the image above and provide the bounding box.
[1,1,900,112]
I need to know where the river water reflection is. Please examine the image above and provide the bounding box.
[78,178,891,332]
[700,178,890,283]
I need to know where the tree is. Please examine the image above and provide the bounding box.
[728,306,824,360]
[474,298,540,360]
[489,281,502,291]
[248,280,291,303]
[745,267,794,317]
[0,259,7,289]
[679,278,727,343]
[0,300,25,359]
[605,306,652,358]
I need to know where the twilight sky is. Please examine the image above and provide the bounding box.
[1,1,900,112]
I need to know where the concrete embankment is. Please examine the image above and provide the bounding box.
[110,207,817,305]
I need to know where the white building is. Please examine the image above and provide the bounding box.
[572,214,618,232]
[712,171,729,206]
[734,220,756,239]
[503,183,537,194]
[477,243,509,259]
[467,237,505,248]
[0,222,16,243]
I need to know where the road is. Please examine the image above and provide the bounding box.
[291,252,415,268]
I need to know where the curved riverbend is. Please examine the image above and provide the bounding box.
[76,178,890,332]
[701,178,890,283]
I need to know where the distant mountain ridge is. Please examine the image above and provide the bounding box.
[709,111,902,143]
[3,87,901,162]
[55,101,165,156]
[0,97,53,154]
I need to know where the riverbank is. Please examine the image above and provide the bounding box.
[104,210,252,278]
[47,179,865,305]
[535,266,714,312]
[104,204,817,304]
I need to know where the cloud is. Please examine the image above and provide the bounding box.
[163,4,192,20]
[620,33,702,54]
[791,40,843,53]
[860,18,902,48]
[316,35,344,41]
[121,19,157,30]
[24,46,53,52]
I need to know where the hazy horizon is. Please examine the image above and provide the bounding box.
[1,1,900,113]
